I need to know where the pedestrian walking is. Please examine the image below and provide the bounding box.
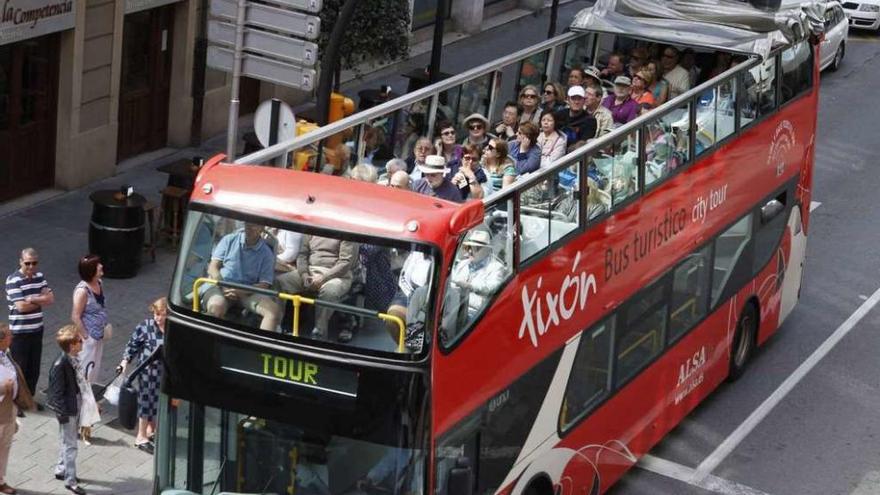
[71,255,109,384]
[47,325,86,495]
[5,247,54,412]
[117,297,166,454]
[0,323,36,495]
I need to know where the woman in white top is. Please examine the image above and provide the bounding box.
[536,110,567,169]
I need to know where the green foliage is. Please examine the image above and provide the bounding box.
[318,0,412,70]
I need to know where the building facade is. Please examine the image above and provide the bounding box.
[0,0,539,201]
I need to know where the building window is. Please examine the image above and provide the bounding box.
[412,0,453,30]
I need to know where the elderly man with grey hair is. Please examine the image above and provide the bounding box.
[349,163,379,183]
[377,158,408,186]
[406,137,433,182]
[389,170,411,190]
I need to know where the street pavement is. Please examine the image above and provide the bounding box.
[3,2,592,494]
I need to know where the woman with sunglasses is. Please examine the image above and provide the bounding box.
[450,143,487,200]
[433,121,463,165]
[517,85,542,126]
[540,82,567,115]
[460,114,493,149]
[482,138,517,193]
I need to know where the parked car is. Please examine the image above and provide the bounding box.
[842,0,880,31]
[821,1,849,71]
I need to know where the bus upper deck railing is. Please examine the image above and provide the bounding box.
[191,277,407,353]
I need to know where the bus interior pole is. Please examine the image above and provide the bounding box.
[429,0,446,84]
[225,0,247,159]
[316,0,358,126]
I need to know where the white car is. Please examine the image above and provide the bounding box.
[820,1,849,71]
[842,0,880,31]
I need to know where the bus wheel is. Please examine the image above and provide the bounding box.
[728,302,758,381]
[523,477,555,495]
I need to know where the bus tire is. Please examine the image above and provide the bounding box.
[523,476,554,495]
[728,301,758,381]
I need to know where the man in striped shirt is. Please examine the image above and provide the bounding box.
[5,248,54,412]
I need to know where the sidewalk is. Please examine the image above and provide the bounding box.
[4,2,590,494]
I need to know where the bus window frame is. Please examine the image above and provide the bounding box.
[172,202,443,362]
[778,40,816,109]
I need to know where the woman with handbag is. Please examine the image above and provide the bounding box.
[71,255,109,385]
[117,297,166,454]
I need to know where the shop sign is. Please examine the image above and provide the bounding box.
[125,0,181,15]
[0,0,74,46]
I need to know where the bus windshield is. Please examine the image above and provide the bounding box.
[158,395,428,495]
[169,208,437,355]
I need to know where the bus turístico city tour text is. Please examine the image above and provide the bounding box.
[154,0,823,493]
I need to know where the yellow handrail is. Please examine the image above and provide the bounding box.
[191,277,408,352]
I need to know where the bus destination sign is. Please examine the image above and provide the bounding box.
[218,344,359,399]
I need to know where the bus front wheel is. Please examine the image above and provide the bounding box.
[728,302,758,381]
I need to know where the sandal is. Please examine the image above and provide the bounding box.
[135,441,154,455]
[0,483,17,494]
[64,485,86,495]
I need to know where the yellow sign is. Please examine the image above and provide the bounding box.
[260,353,318,385]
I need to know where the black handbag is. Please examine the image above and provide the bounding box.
[117,381,138,430]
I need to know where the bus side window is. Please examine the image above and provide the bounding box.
[669,245,712,342]
[695,79,736,156]
[519,166,581,262]
[742,56,777,126]
[441,202,513,347]
[559,318,614,431]
[645,102,688,188]
[615,279,668,386]
[712,214,753,306]
[780,41,813,104]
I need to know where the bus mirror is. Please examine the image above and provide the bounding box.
[447,457,474,495]
[449,200,485,236]
[760,199,784,224]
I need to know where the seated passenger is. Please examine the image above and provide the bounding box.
[203,223,281,331]
[559,86,598,150]
[277,234,359,341]
[482,138,517,193]
[631,69,656,109]
[389,170,411,190]
[602,76,640,126]
[450,230,506,318]
[272,228,302,273]
[461,113,494,148]
[348,163,379,183]
[377,158,407,186]
[585,86,614,137]
[508,122,541,175]
[411,155,463,202]
[492,101,520,141]
[406,137,433,181]
[449,144,487,200]
[537,110,567,169]
[387,251,433,351]
[660,46,691,100]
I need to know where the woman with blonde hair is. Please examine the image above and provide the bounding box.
[117,297,167,454]
[518,85,542,126]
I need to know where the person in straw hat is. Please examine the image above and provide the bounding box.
[411,155,463,203]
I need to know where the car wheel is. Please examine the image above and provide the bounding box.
[830,42,845,72]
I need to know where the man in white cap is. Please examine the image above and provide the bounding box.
[461,113,493,148]
[411,155,463,202]
[450,229,507,318]
[559,86,598,150]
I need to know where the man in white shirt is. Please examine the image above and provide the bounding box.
[661,46,692,100]
[450,230,507,318]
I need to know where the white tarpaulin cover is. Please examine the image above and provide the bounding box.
[570,0,825,58]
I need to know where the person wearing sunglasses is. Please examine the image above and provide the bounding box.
[541,82,567,115]
[482,138,517,192]
[5,247,53,414]
[433,121,463,166]
[460,113,493,149]
[449,229,506,319]
[517,85,542,126]
[450,143,487,200]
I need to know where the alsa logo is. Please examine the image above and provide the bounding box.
[677,346,707,387]
[518,252,598,348]
[767,120,796,177]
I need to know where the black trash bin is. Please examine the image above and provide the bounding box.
[88,190,147,279]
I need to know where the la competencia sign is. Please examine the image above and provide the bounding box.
[0,0,74,46]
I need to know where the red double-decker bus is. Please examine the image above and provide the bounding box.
[154,2,822,494]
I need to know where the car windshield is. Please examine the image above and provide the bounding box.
[169,208,437,356]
